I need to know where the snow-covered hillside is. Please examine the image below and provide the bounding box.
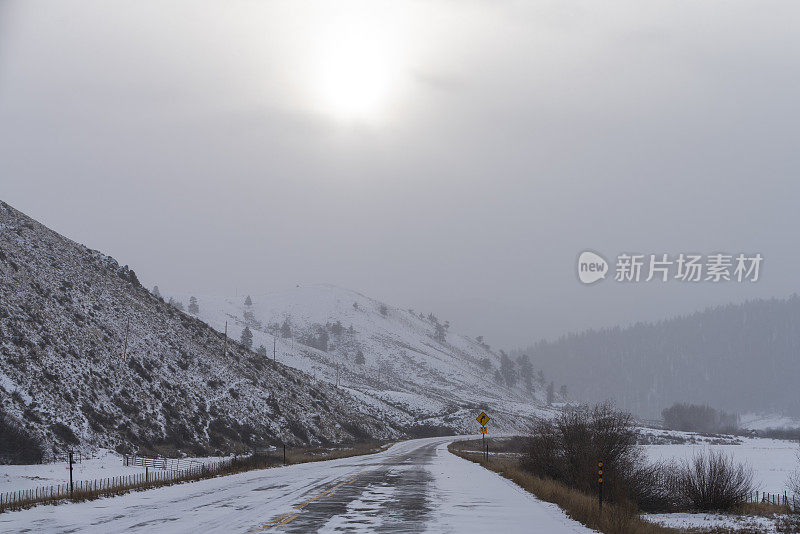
[0,201,397,458]
[174,285,554,434]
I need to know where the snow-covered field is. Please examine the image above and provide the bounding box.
[641,429,799,491]
[739,412,800,431]
[636,428,800,533]
[0,450,229,493]
[644,511,791,533]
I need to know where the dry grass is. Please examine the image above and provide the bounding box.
[735,501,791,517]
[449,444,681,534]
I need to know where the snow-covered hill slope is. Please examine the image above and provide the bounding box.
[176,285,554,434]
[0,201,397,458]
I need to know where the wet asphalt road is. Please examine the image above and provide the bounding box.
[266,440,438,533]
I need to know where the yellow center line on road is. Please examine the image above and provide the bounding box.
[257,473,363,530]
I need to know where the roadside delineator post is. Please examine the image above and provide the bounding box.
[598,461,604,510]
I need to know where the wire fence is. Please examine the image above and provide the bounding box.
[745,490,800,512]
[122,454,202,471]
[0,452,281,514]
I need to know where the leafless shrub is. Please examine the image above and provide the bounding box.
[775,515,800,532]
[524,402,640,493]
[523,402,677,512]
[677,449,753,511]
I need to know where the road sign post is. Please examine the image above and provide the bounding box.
[476,412,490,461]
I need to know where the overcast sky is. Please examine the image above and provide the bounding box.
[1,1,798,347]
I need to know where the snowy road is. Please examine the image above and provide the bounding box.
[1,437,593,533]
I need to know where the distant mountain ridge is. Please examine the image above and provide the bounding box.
[519,297,800,419]
[0,201,396,457]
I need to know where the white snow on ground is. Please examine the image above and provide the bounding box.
[739,412,800,431]
[425,441,596,533]
[643,512,780,533]
[638,428,800,532]
[642,431,799,491]
[0,450,229,493]
[0,437,596,534]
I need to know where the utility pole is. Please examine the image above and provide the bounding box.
[68,450,74,498]
[223,321,228,359]
[122,317,130,361]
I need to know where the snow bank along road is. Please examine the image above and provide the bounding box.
[1,437,593,533]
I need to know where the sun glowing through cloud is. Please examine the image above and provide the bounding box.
[311,15,403,123]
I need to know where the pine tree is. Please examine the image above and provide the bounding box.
[379,304,388,316]
[188,296,199,314]
[547,381,555,405]
[240,326,253,349]
[245,295,253,306]
[500,352,517,387]
[560,384,568,399]
[280,319,292,338]
[434,322,447,343]
[256,345,267,357]
[355,350,366,365]
[152,285,161,298]
[518,354,533,391]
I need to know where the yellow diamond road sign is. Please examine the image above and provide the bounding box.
[476,412,490,426]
